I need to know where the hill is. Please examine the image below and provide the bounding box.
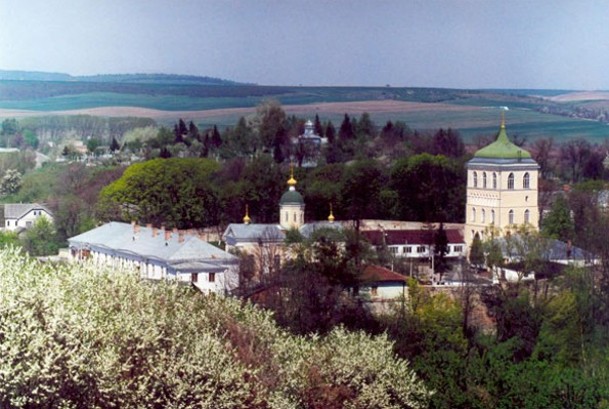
[0,69,243,85]
[1,70,609,142]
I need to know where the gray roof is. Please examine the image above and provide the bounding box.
[223,223,285,246]
[223,221,345,245]
[69,222,236,267]
[4,203,52,220]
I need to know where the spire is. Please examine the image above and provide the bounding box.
[287,162,297,189]
[328,204,335,223]
[243,204,251,225]
[500,109,506,129]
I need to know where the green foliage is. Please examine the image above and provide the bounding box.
[98,158,220,229]
[21,216,60,256]
[541,195,574,240]
[0,169,22,196]
[0,248,431,408]
[469,233,485,266]
[390,153,465,222]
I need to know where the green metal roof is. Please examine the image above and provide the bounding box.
[280,189,304,205]
[474,124,532,159]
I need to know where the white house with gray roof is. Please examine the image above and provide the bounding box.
[68,222,239,294]
[4,203,53,231]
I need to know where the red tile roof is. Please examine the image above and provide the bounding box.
[360,265,407,284]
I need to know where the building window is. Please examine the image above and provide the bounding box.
[483,172,487,188]
[509,209,514,225]
[293,213,296,222]
[6,221,9,226]
[417,246,426,253]
[524,209,530,224]
[523,172,530,189]
[472,207,476,222]
[191,273,198,283]
[405,246,412,253]
[493,172,497,189]
[285,212,288,222]
[481,209,486,223]
[208,272,216,282]
[473,171,478,187]
[390,247,399,254]
[491,210,495,224]
[454,245,463,253]
[508,173,515,189]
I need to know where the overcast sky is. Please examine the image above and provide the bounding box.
[2,0,609,89]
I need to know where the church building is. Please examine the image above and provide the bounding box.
[465,115,539,246]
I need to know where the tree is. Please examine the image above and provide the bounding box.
[313,114,324,136]
[21,216,60,256]
[98,158,220,229]
[390,154,465,222]
[109,136,120,152]
[434,222,450,281]
[0,169,22,196]
[338,113,355,140]
[255,99,286,149]
[431,128,465,158]
[541,195,574,241]
[469,232,485,266]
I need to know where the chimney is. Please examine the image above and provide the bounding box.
[178,232,185,243]
[152,227,158,237]
[165,229,171,241]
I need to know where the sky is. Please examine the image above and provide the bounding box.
[2,0,609,89]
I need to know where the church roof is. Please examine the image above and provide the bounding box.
[280,189,304,205]
[474,121,532,160]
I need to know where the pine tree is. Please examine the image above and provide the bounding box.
[339,114,354,140]
[314,114,324,137]
[109,137,120,152]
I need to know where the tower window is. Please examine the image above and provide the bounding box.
[523,172,530,189]
[483,172,487,188]
[472,207,476,222]
[508,209,514,225]
[473,171,478,187]
[481,209,486,223]
[524,209,530,224]
[493,172,497,189]
[491,210,495,224]
[508,173,515,190]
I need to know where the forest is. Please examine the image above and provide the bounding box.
[1,101,609,407]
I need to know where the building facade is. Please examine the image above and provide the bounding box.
[465,117,539,246]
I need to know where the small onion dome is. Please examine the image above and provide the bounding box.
[280,188,304,205]
[243,205,251,224]
[474,115,532,160]
[328,211,335,223]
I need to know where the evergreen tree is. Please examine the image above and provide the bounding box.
[325,121,336,144]
[109,137,120,152]
[338,114,354,140]
[314,114,324,136]
[469,232,484,266]
[210,125,222,149]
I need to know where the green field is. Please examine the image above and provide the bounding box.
[1,79,608,144]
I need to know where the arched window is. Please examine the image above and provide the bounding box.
[492,172,497,189]
[491,210,495,224]
[483,172,487,188]
[524,209,530,224]
[481,209,486,223]
[473,171,478,187]
[523,172,530,189]
[508,209,514,225]
[472,208,476,222]
[508,173,515,190]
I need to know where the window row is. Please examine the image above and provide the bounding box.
[472,171,530,190]
[471,208,530,225]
